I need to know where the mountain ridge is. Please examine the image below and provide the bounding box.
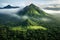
[17,4,54,26]
[0,5,19,9]
[18,4,48,17]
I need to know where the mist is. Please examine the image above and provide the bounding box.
[43,9,60,22]
[0,8,23,19]
[0,7,60,22]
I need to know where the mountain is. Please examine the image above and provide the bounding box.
[4,5,19,8]
[17,4,58,26]
[44,6,60,11]
[18,4,48,17]
[0,5,19,9]
[0,4,59,27]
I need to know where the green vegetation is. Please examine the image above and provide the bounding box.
[10,26,47,31]
[27,26,47,30]
[0,4,60,40]
[0,26,60,40]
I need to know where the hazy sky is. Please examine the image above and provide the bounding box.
[0,0,60,7]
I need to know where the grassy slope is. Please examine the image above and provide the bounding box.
[10,26,47,31]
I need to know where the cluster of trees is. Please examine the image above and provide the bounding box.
[0,16,60,40]
[0,26,60,40]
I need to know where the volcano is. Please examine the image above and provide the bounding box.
[18,4,48,17]
[17,4,54,26]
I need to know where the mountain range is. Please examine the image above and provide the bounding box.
[0,5,19,9]
[0,4,59,27]
[44,5,60,11]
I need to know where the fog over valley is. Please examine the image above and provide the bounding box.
[0,6,60,22]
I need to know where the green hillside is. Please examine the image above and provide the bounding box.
[0,4,60,40]
[18,4,48,17]
[17,4,54,26]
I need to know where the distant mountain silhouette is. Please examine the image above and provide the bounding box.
[44,7,60,11]
[0,5,19,9]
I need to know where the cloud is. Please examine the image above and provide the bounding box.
[45,0,60,4]
[0,0,60,7]
[53,0,60,4]
[43,9,60,14]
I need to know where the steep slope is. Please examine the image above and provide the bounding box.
[17,4,54,26]
[0,13,21,27]
[18,4,48,17]
[19,19,39,26]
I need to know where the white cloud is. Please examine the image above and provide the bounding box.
[22,15,28,20]
[46,0,60,4]
[40,18,51,22]
[0,0,60,7]
[43,9,60,14]
[53,0,60,4]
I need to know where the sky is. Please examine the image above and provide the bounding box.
[0,0,60,7]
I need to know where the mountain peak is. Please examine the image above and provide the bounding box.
[4,5,12,8]
[4,5,19,8]
[7,5,11,7]
[29,4,35,6]
[28,4,37,7]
